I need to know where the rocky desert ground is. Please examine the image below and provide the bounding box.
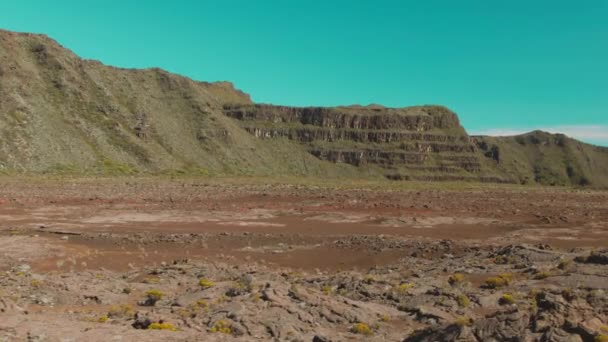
[0,178,606,341]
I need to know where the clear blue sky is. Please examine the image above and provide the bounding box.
[1,0,607,145]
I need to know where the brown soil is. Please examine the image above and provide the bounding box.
[0,179,606,341]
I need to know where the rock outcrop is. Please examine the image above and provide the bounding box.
[223,104,510,182]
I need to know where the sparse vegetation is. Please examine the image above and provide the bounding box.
[142,289,164,306]
[498,273,514,283]
[448,273,465,286]
[395,282,414,294]
[30,279,43,288]
[322,284,333,295]
[485,273,513,289]
[351,322,373,335]
[529,298,538,312]
[210,320,232,334]
[499,293,516,305]
[148,322,177,331]
[454,316,473,327]
[195,299,208,308]
[146,289,164,301]
[107,304,135,318]
[456,293,471,307]
[534,271,552,280]
[199,278,215,289]
[97,159,138,176]
[494,255,514,265]
[595,334,608,342]
[235,275,253,292]
[176,300,209,319]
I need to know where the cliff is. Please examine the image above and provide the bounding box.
[1,29,607,187]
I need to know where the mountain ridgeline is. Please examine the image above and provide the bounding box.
[1,29,607,187]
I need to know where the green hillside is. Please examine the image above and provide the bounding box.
[474,131,608,187]
[1,29,607,187]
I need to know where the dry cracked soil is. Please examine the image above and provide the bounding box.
[0,179,606,341]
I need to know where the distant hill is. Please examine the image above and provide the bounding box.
[1,29,607,187]
[473,131,608,187]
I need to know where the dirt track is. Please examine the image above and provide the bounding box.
[0,180,606,341]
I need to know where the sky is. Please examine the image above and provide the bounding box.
[1,0,607,145]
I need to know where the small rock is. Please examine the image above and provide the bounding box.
[33,296,54,306]
[132,317,151,329]
[14,264,31,273]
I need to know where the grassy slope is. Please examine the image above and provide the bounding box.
[0,30,368,178]
[474,131,608,187]
[1,30,607,187]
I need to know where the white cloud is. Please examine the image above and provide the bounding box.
[471,125,608,146]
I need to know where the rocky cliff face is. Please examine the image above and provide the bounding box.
[223,104,509,182]
[1,29,607,186]
[223,104,462,130]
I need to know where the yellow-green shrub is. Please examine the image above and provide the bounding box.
[177,299,209,319]
[499,293,516,305]
[351,322,372,335]
[198,278,215,289]
[145,289,164,302]
[485,273,513,289]
[498,273,514,282]
[210,320,232,334]
[30,279,43,288]
[456,294,471,307]
[595,334,608,342]
[148,322,177,331]
[107,304,135,318]
[395,283,414,294]
[494,255,514,265]
[454,316,473,327]
[448,273,466,286]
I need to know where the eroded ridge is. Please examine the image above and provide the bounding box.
[223,104,511,182]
